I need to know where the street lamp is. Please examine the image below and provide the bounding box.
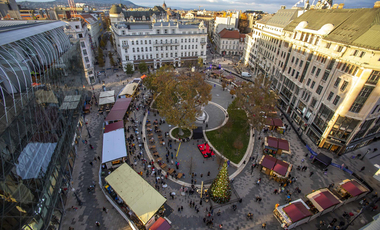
[360,148,371,160]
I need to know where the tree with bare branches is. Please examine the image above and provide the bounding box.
[235,74,278,131]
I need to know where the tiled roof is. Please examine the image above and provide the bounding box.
[219,28,240,39]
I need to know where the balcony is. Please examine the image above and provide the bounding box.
[200,41,206,45]
[153,42,180,46]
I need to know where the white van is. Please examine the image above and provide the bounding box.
[241,72,252,78]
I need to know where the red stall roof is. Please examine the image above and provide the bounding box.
[141,75,147,79]
[278,139,290,151]
[104,121,124,133]
[105,98,132,122]
[273,160,289,176]
[341,180,367,197]
[313,191,340,209]
[261,155,277,170]
[149,217,171,230]
[273,118,283,127]
[265,118,274,126]
[267,136,278,148]
[283,202,312,222]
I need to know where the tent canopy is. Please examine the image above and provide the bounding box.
[261,155,277,169]
[192,126,204,139]
[100,90,115,98]
[315,153,332,166]
[265,118,274,126]
[105,164,166,225]
[149,217,171,230]
[105,98,132,122]
[283,201,312,222]
[341,180,368,197]
[104,121,124,133]
[119,83,139,97]
[102,128,127,163]
[273,118,283,127]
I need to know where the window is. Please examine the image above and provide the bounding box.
[326,42,331,49]
[150,54,152,59]
[175,53,177,57]
[172,29,175,34]
[75,25,79,29]
[367,71,380,85]
[181,39,183,42]
[359,51,366,58]
[372,105,379,114]
[82,49,87,55]
[349,85,375,113]
[136,41,139,45]
[161,47,163,51]
[125,56,129,61]
[334,78,341,87]
[299,60,303,68]
[80,41,85,48]
[295,58,299,65]
[316,85,323,95]
[133,55,136,60]
[164,29,168,34]
[310,98,317,108]
[156,29,160,34]
[310,81,315,89]
[149,40,151,44]
[156,54,159,58]
[306,79,311,86]
[292,69,295,76]
[291,56,295,63]
[337,46,344,52]
[322,71,329,81]
[181,45,183,49]
[132,48,135,52]
[353,50,358,56]
[327,92,334,101]
[84,57,89,63]
[316,68,321,77]
[340,81,349,91]
[333,96,340,105]
[150,47,152,51]
[156,47,158,51]
[295,72,299,79]
[78,34,83,38]
[132,41,134,45]
[137,48,139,52]
[311,66,316,74]
[137,55,140,59]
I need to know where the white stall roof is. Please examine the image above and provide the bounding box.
[102,128,127,163]
[99,96,115,106]
[100,90,115,98]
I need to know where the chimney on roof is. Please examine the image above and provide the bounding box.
[374,1,380,8]
[338,3,344,9]
[280,5,286,9]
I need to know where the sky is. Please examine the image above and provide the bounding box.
[16,0,376,13]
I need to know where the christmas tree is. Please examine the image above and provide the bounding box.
[209,161,231,203]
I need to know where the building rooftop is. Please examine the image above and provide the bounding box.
[219,28,240,39]
[284,8,380,50]
[266,9,300,28]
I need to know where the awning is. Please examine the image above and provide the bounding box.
[266,136,278,149]
[118,83,139,97]
[273,160,289,176]
[141,75,147,79]
[149,217,171,230]
[278,139,289,151]
[112,98,132,110]
[283,201,312,222]
[105,164,166,225]
[341,180,368,197]
[104,121,124,133]
[315,153,332,166]
[99,90,115,98]
[35,90,58,104]
[105,110,128,122]
[260,155,277,169]
[99,96,115,106]
[102,128,127,163]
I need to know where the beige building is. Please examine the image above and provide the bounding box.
[244,6,380,155]
[215,28,245,56]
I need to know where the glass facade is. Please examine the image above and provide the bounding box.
[0,23,86,230]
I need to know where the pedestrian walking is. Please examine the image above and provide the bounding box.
[208,171,210,176]
[309,172,314,177]
[95,221,100,227]
[103,207,108,213]
[178,207,181,213]
[89,144,93,149]
[262,222,266,228]
[360,166,365,172]
[97,156,100,161]
[90,161,93,166]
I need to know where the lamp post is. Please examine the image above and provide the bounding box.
[360,148,371,160]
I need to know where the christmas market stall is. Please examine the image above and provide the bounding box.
[259,155,292,183]
[265,118,285,133]
[332,179,369,204]
[105,164,167,228]
[99,90,115,112]
[102,121,127,169]
[273,199,312,229]
[148,217,171,230]
[264,137,291,156]
[305,189,343,219]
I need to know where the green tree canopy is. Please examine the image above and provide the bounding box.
[209,161,231,203]
[147,66,212,131]
[124,63,134,76]
[235,74,278,131]
[138,61,148,74]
